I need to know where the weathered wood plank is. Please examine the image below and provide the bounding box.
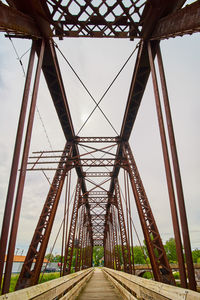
[102,268,200,300]
[0,268,93,300]
[77,268,123,300]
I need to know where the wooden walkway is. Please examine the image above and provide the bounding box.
[77,268,123,300]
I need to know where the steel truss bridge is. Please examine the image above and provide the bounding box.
[0,0,200,297]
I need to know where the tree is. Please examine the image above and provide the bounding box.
[164,238,177,263]
[45,253,54,262]
[132,246,146,264]
[192,249,200,263]
[53,254,61,262]
[93,246,104,266]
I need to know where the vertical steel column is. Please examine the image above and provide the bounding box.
[156,45,196,291]
[109,223,114,269]
[16,143,72,290]
[75,205,85,272]
[124,171,131,254]
[63,179,81,274]
[148,42,188,288]
[124,142,175,284]
[114,179,132,274]
[2,40,45,294]
[60,174,69,276]
[111,205,121,270]
[126,171,135,274]
[0,42,36,286]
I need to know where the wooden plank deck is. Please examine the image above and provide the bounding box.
[77,268,123,300]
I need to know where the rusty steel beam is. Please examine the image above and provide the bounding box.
[63,179,81,275]
[9,0,52,38]
[0,41,36,287]
[74,137,119,143]
[75,205,85,272]
[109,41,159,195]
[111,206,121,271]
[37,40,93,247]
[156,46,197,291]
[151,1,200,40]
[114,179,132,274]
[15,143,72,290]
[109,0,186,194]
[148,42,188,288]
[124,142,175,285]
[2,40,45,294]
[0,2,41,37]
[83,172,113,177]
[38,41,88,192]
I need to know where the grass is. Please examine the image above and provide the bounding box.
[2,272,61,293]
[39,272,60,283]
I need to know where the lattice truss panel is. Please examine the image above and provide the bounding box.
[45,0,147,38]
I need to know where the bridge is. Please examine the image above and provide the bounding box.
[0,0,200,298]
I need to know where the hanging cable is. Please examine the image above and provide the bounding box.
[8,36,55,185]
[19,47,31,60]
[77,41,141,135]
[36,106,54,151]
[54,42,119,135]
[39,178,76,281]
[8,34,26,76]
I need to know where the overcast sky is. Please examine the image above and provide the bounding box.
[0,25,199,256]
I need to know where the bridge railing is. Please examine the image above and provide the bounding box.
[102,267,200,300]
[0,268,94,300]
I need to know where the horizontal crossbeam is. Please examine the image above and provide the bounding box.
[151,1,200,40]
[0,2,40,38]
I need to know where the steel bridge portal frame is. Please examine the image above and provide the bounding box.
[0,0,199,294]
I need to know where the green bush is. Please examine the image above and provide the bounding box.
[173,272,180,279]
[143,272,153,279]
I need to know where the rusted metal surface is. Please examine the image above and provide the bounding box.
[15,143,72,290]
[156,46,196,291]
[148,42,188,289]
[0,0,198,295]
[63,179,82,275]
[0,2,40,38]
[42,0,146,39]
[152,1,200,40]
[2,40,45,294]
[114,179,132,274]
[123,142,175,285]
[0,42,36,287]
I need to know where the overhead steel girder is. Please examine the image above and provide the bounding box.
[6,0,52,38]
[0,2,40,38]
[151,1,200,40]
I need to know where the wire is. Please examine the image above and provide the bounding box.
[36,106,54,151]
[8,34,26,76]
[19,47,31,60]
[8,36,54,185]
[54,42,119,135]
[39,182,76,281]
[119,184,150,266]
[77,41,141,135]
